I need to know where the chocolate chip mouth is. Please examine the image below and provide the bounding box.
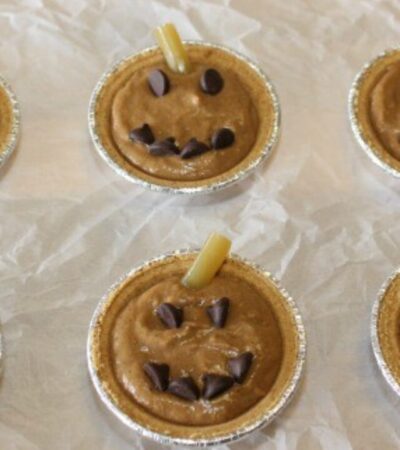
[143,298,254,402]
[129,123,235,159]
[129,67,235,159]
[144,351,254,402]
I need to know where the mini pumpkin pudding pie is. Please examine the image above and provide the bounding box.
[0,76,19,167]
[90,23,280,193]
[88,234,305,445]
[350,50,400,175]
[372,269,400,396]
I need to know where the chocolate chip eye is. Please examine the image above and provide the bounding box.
[200,68,224,95]
[156,303,183,328]
[148,69,170,97]
[207,297,230,328]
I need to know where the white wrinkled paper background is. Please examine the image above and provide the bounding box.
[0,0,400,448]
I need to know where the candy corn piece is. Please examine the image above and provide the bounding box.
[154,23,191,74]
[182,233,232,289]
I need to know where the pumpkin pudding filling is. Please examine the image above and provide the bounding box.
[110,49,260,181]
[94,42,276,184]
[111,273,283,426]
[369,60,400,160]
[376,273,400,387]
[0,84,13,153]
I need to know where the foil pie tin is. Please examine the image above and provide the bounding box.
[371,267,400,397]
[87,250,306,446]
[348,48,400,178]
[88,41,281,195]
[0,75,20,168]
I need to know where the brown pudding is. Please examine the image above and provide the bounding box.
[93,43,277,188]
[0,84,13,155]
[376,272,400,386]
[353,50,400,171]
[370,61,400,160]
[90,253,303,442]
[112,275,282,426]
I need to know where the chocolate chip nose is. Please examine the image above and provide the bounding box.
[156,303,183,328]
[202,373,234,400]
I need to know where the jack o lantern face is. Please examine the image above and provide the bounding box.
[143,298,254,401]
[110,273,283,427]
[109,45,263,181]
[127,68,235,159]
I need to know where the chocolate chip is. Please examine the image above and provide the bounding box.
[129,123,155,145]
[144,362,170,391]
[200,68,224,95]
[202,374,234,400]
[207,297,230,328]
[149,139,180,156]
[211,128,235,149]
[148,69,170,97]
[168,376,199,401]
[228,352,254,384]
[180,138,209,159]
[156,303,183,328]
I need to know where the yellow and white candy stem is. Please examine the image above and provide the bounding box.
[154,23,191,74]
[182,233,232,289]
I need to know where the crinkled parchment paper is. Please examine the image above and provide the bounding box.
[1,0,400,449]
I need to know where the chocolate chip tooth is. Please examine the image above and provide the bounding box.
[200,68,224,95]
[144,362,170,391]
[207,297,230,328]
[180,138,209,159]
[202,373,234,400]
[129,123,155,145]
[149,139,180,156]
[168,376,199,401]
[156,303,183,328]
[228,352,254,384]
[148,69,170,97]
[211,128,235,150]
